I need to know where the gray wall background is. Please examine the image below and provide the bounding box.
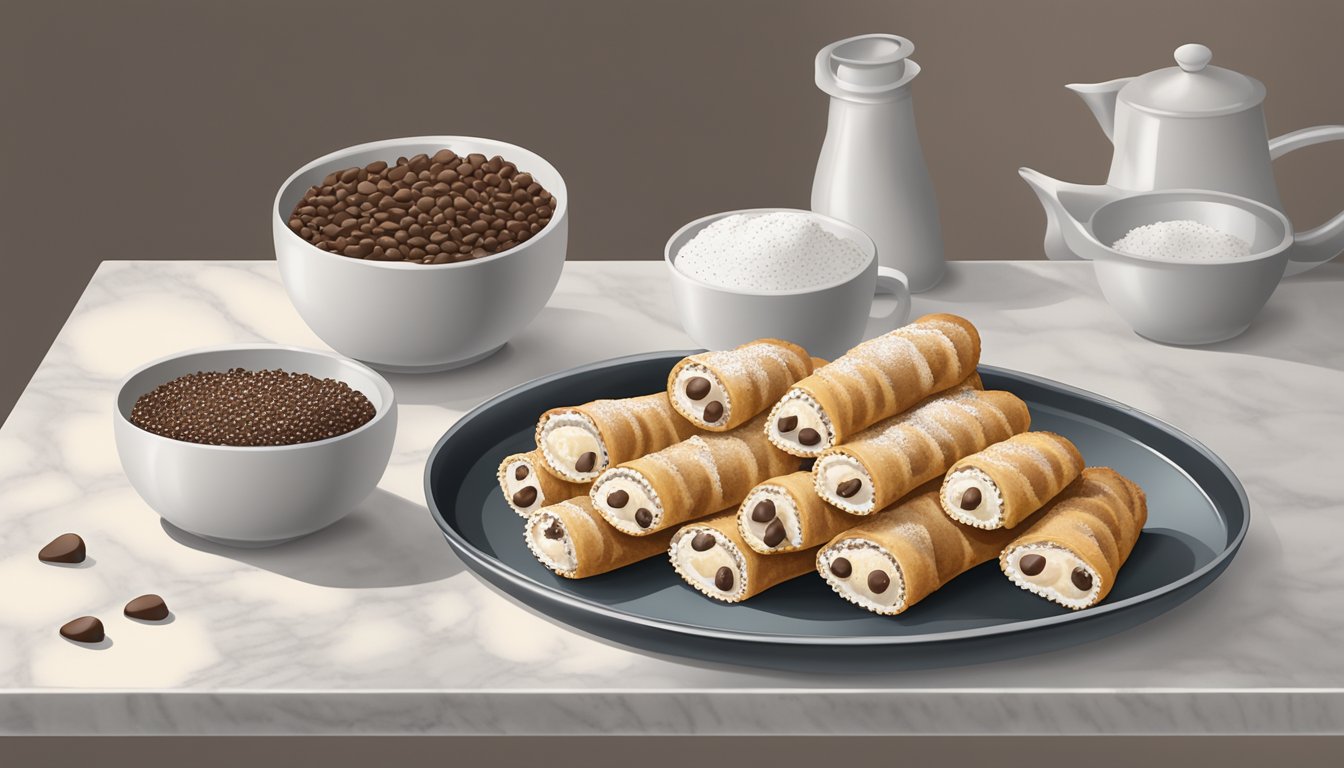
[2,0,1342,420]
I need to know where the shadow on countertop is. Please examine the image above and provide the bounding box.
[161,489,462,588]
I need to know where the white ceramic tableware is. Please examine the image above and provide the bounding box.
[273,136,568,373]
[664,208,912,360]
[114,345,397,547]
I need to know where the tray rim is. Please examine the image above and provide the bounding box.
[424,350,1249,647]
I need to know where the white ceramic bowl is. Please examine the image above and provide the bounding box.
[273,136,568,373]
[114,345,397,547]
[664,208,911,361]
[1079,190,1294,345]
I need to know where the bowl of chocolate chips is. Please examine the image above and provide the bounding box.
[114,345,397,547]
[274,136,567,373]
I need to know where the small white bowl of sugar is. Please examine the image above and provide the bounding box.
[1073,189,1294,345]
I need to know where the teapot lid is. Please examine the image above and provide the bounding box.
[1121,44,1265,117]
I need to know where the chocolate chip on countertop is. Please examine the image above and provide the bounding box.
[714,566,734,591]
[836,478,862,498]
[797,428,821,446]
[575,452,597,473]
[750,499,776,523]
[691,532,716,551]
[701,401,724,423]
[60,616,104,644]
[762,519,786,548]
[38,533,86,564]
[1071,567,1094,591]
[634,508,653,529]
[124,594,170,621]
[1019,553,1046,576]
[830,557,852,578]
[959,487,982,510]
[776,415,798,433]
[867,570,891,594]
[511,486,539,508]
[684,377,711,400]
[606,489,630,508]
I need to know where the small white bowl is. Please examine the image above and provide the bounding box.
[1077,190,1294,345]
[114,345,397,547]
[273,136,568,373]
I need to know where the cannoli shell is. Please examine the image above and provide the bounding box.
[599,411,801,534]
[497,450,591,517]
[675,511,820,602]
[944,431,1084,528]
[818,388,1031,514]
[790,313,981,444]
[668,339,813,431]
[537,392,698,469]
[529,497,675,578]
[738,470,856,554]
[1001,467,1148,605]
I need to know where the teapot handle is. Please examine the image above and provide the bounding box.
[1268,125,1344,275]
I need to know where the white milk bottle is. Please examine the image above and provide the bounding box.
[811,34,945,292]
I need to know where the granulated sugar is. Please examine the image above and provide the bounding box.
[675,212,868,290]
[1112,219,1252,261]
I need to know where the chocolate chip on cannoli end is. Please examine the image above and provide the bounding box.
[691,532,716,551]
[634,508,653,528]
[836,478,862,498]
[714,566,735,591]
[512,486,538,508]
[702,401,724,422]
[763,519,786,547]
[685,376,711,400]
[59,616,104,644]
[776,415,798,433]
[959,487,982,510]
[514,465,529,481]
[867,570,891,594]
[830,557,853,578]
[1019,553,1046,576]
[124,594,169,621]
[1071,567,1093,591]
[797,428,821,446]
[39,533,86,564]
[750,499,776,523]
[543,520,564,539]
[606,489,629,508]
[575,452,597,473]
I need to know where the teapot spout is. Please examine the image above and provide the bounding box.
[1064,78,1131,142]
[1018,168,1118,261]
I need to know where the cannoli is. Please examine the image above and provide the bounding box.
[940,431,1084,530]
[590,412,801,535]
[766,313,982,457]
[813,387,1030,515]
[524,496,676,579]
[497,450,590,517]
[737,471,856,555]
[816,484,1030,615]
[536,392,699,482]
[999,467,1147,610]
[670,510,819,603]
[668,339,814,431]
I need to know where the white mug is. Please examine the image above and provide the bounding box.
[664,208,912,360]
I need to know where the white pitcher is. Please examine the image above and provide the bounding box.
[812,34,946,292]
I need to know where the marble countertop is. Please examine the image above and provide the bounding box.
[2,259,1342,736]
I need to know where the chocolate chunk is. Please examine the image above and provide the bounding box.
[543,520,564,539]
[763,519,786,547]
[1071,567,1094,591]
[714,566,734,591]
[702,400,724,423]
[776,415,798,433]
[634,508,653,528]
[691,532,716,551]
[830,557,853,578]
[836,478,863,498]
[511,486,538,508]
[867,570,891,594]
[750,499,777,523]
[606,489,629,508]
[514,464,529,481]
[38,533,85,564]
[1019,553,1046,576]
[575,451,596,473]
[124,594,169,621]
[798,428,821,446]
[59,616,104,644]
[685,376,711,400]
[959,487,982,510]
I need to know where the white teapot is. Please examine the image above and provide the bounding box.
[1022,43,1344,274]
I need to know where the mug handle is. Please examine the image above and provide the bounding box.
[871,266,913,328]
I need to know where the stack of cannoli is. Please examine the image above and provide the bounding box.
[497,314,1149,614]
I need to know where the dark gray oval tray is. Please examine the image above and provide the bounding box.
[425,352,1248,671]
